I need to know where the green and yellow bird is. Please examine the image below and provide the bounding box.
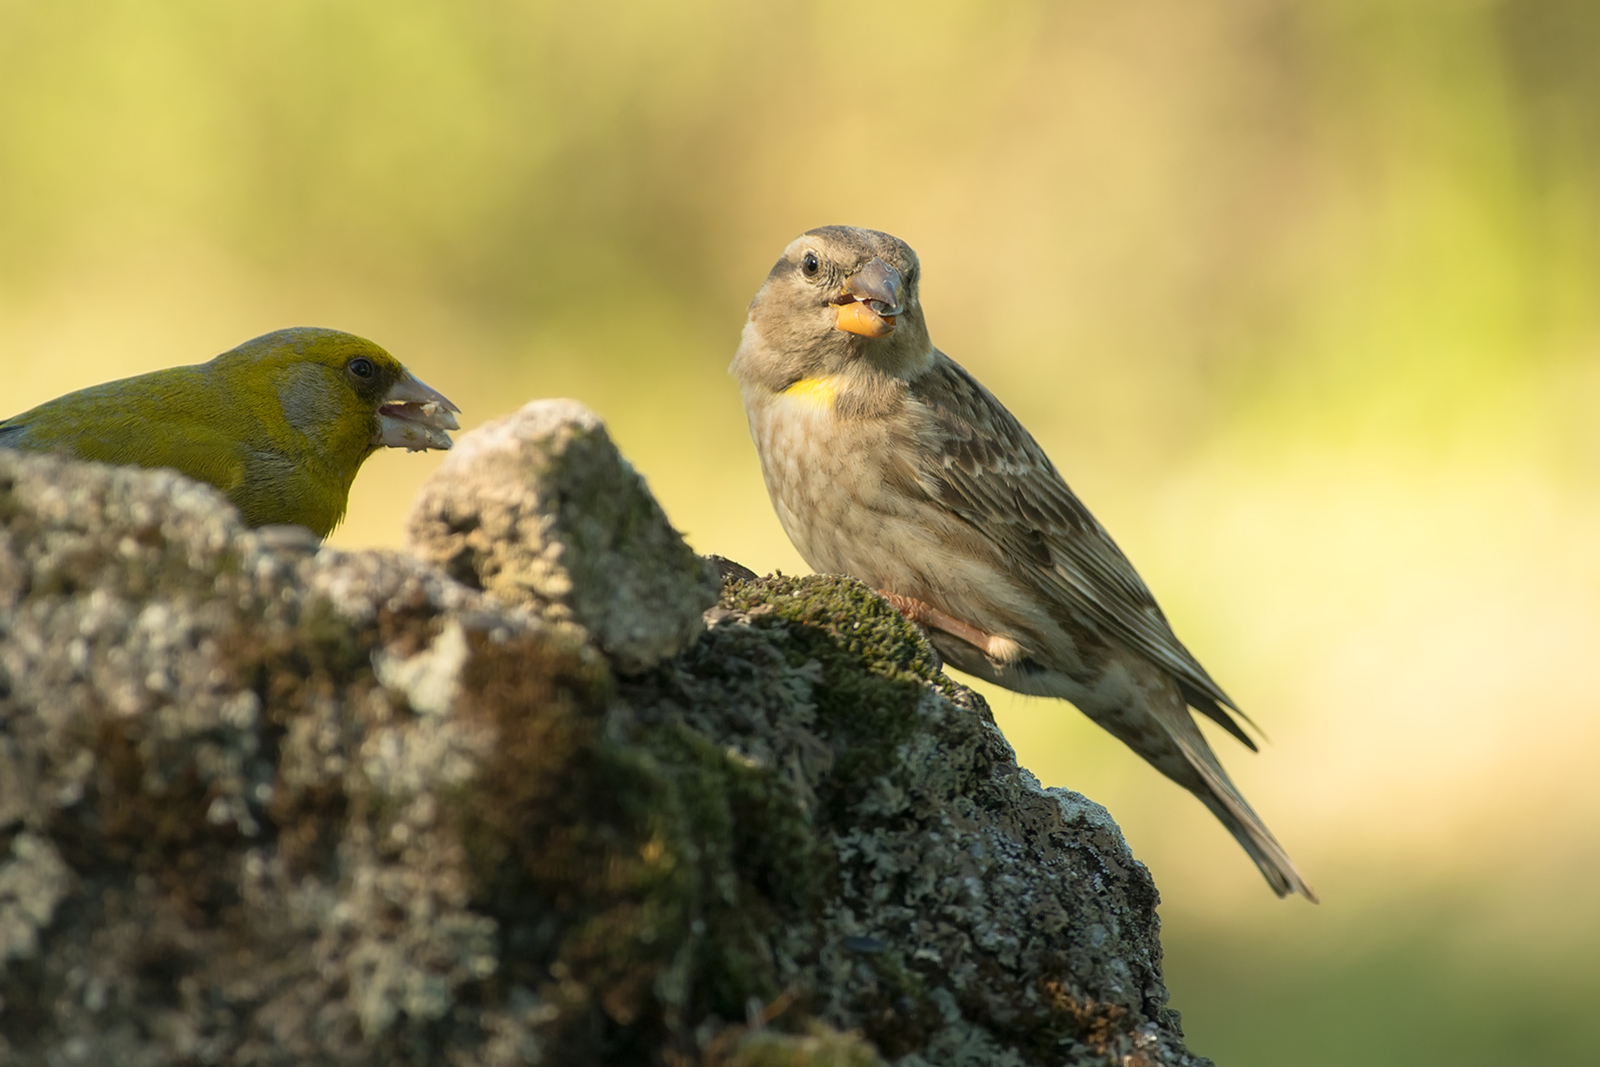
[0,327,460,538]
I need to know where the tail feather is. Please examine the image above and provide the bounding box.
[979,649,1316,900]
[1168,726,1318,902]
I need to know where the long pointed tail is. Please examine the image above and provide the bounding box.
[1033,659,1318,900]
[1169,727,1318,902]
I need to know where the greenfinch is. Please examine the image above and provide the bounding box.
[0,327,460,538]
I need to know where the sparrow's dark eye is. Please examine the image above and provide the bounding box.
[348,357,375,380]
[801,250,820,278]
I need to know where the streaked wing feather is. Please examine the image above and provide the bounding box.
[907,355,1256,739]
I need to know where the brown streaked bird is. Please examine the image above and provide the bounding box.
[730,225,1316,900]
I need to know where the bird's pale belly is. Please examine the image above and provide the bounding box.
[748,391,1016,635]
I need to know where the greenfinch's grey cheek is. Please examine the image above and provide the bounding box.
[279,363,344,439]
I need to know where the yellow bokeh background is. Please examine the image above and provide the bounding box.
[4,2,1598,1061]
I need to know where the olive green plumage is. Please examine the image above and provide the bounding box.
[0,327,459,537]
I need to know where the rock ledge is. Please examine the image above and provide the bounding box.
[0,403,1207,1066]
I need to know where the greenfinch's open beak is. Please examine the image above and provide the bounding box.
[376,370,460,452]
[832,257,904,338]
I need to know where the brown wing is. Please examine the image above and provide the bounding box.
[904,353,1258,748]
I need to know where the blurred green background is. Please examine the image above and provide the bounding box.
[4,1,1598,1062]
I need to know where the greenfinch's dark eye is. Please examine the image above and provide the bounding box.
[801,251,820,278]
[348,357,375,380]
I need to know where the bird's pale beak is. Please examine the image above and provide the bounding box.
[376,370,461,452]
[832,257,904,338]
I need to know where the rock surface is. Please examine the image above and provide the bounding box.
[0,406,1209,1067]
[406,399,721,673]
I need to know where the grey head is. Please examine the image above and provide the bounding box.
[736,226,935,390]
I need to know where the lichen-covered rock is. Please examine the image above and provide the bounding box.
[633,574,1191,1067]
[405,399,721,673]
[0,445,1208,1067]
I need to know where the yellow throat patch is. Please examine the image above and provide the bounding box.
[782,376,840,411]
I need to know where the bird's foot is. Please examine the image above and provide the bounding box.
[874,590,1024,666]
[874,590,944,671]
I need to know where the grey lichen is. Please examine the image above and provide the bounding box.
[0,834,71,962]
[0,411,1208,1066]
[634,572,1189,1066]
[405,399,721,674]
